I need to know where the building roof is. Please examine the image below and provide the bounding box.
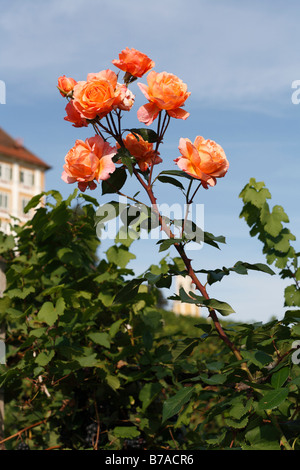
[0,127,51,170]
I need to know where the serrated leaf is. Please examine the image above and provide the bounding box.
[162,387,195,423]
[106,374,120,391]
[258,388,289,410]
[7,286,35,299]
[157,238,183,252]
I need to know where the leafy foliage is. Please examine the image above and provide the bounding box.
[0,182,299,451]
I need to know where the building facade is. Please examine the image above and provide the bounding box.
[173,275,201,317]
[0,128,50,233]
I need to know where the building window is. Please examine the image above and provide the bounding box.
[20,169,35,187]
[0,192,9,211]
[0,164,12,182]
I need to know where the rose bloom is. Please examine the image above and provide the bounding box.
[137,71,191,125]
[64,101,88,128]
[62,135,117,191]
[174,136,229,189]
[72,69,122,120]
[119,133,162,172]
[115,83,135,111]
[112,47,155,78]
[57,75,77,97]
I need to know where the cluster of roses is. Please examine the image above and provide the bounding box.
[58,47,229,192]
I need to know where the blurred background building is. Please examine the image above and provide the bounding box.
[173,275,201,317]
[0,127,50,233]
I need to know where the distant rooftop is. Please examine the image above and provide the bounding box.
[0,127,51,170]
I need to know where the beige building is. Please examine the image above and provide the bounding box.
[173,275,201,317]
[0,128,50,233]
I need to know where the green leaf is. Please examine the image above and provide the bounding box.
[258,388,289,410]
[106,374,120,391]
[139,383,162,411]
[88,332,110,349]
[76,353,100,367]
[271,367,290,389]
[113,278,144,304]
[244,424,280,450]
[23,192,44,213]
[284,285,300,307]
[112,426,140,439]
[106,245,136,269]
[129,128,158,143]
[6,286,35,299]
[0,234,15,253]
[98,291,115,307]
[171,339,198,361]
[200,374,227,385]
[35,350,55,366]
[116,147,134,175]
[203,231,226,249]
[202,298,235,316]
[157,175,185,191]
[158,169,193,180]
[37,298,65,326]
[57,247,82,267]
[242,350,273,368]
[157,238,183,253]
[102,167,127,195]
[233,261,275,276]
[162,387,195,423]
[109,319,125,338]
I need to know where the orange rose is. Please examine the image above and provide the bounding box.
[137,71,190,125]
[119,133,162,172]
[57,75,77,97]
[62,135,116,191]
[112,47,155,79]
[64,101,88,128]
[72,69,121,120]
[174,136,229,188]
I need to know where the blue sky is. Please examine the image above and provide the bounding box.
[1,0,300,323]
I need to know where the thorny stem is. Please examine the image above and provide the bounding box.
[133,167,254,380]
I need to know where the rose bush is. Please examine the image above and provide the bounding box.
[1,47,298,452]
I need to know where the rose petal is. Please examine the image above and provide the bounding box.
[167,107,190,120]
[137,102,160,125]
